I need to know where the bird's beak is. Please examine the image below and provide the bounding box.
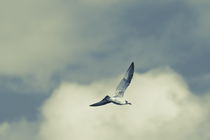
[129,103,132,105]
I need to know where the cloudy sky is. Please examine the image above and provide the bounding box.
[0,0,210,139]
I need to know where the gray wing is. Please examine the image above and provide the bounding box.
[114,62,134,97]
[90,96,111,107]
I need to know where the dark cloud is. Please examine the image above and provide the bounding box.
[0,92,47,122]
[61,0,209,94]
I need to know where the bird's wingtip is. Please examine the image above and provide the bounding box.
[89,104,95,107]
[130,62,134,67]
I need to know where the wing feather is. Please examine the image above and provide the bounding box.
[90,96,111,107]
[115,62,134,97]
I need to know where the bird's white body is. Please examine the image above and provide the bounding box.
[109,96,127,105]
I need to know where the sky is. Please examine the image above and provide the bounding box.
[0,0,210,139]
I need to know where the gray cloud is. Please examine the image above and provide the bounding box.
[55,0,210,94]
[0,92,46,122]
[0,119,38,140]
[1,0,210,93]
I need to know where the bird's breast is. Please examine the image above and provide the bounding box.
[110,97,126,105]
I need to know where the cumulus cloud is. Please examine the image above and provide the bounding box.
[38,68,210,140]
[1,68,210,140]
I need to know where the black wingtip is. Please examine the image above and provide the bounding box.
[131,62,134,66]
[130,62,134,69]
[89,103,99,107]
[89,104,97,107]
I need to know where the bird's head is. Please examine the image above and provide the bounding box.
[125,100,132,105]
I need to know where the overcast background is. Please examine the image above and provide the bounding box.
[0,0,210,140]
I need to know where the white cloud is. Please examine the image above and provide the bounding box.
[38,68,210,140]
[1,68,210,140]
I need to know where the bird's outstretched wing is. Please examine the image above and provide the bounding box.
[114,62,134,97]
[90,96,111,107]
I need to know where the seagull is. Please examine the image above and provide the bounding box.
[90,62,134,107]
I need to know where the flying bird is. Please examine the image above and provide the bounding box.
[90,62,134,107]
